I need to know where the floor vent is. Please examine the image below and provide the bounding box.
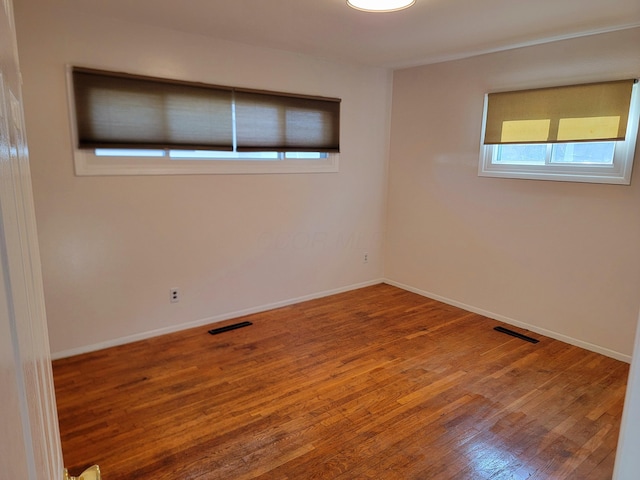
[494,326,539,344]
[208,321,253,336]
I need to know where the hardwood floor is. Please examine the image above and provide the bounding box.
[53,284,629,479]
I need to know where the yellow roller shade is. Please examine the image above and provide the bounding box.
[483,79,635,145]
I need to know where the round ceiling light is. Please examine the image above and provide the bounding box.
[347,0,416,12]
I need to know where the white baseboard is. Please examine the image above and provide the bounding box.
[51,278,385,360]
[52,277,632,364]
[383,279,632,363]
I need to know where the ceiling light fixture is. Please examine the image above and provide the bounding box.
[347,0,416,12]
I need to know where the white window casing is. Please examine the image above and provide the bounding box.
[479,81,639,184]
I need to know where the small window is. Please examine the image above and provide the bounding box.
[479,80,639,184]
[68,67,340,175]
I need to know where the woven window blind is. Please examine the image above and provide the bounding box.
[72,67,341,153]
[483,79,635,145]
[235,91,340,152]
[73,68,234,150]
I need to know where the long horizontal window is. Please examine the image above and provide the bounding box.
[69,67,340,175]
[479,79,639,184]
[73,148,337,176]
[94,149,327,161]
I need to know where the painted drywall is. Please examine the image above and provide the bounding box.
[386,27,640,359]
[13,1,391,356]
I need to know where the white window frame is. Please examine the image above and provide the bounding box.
[72,149,339,176]
[66,68,339,176]
[478,82,639,185]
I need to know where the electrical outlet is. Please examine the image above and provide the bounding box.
[363,252,369,264]
[170,288,179,303]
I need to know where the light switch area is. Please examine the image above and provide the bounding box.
[170,288,180,303]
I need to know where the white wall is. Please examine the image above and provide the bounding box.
[386,27,640,360]
[14,0,391,357]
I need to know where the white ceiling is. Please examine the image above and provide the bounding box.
[58,0,640,68]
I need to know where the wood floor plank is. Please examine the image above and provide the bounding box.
[53,284,628,479]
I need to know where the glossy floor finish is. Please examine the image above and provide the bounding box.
[53,284,628,479]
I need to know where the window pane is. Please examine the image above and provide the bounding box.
[168,150,279,160]
[550,142,615,164]
[284,152,327,159]
[495,144,546,165]
[95,148,165,157]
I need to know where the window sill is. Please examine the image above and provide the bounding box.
[478,152,634,184]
